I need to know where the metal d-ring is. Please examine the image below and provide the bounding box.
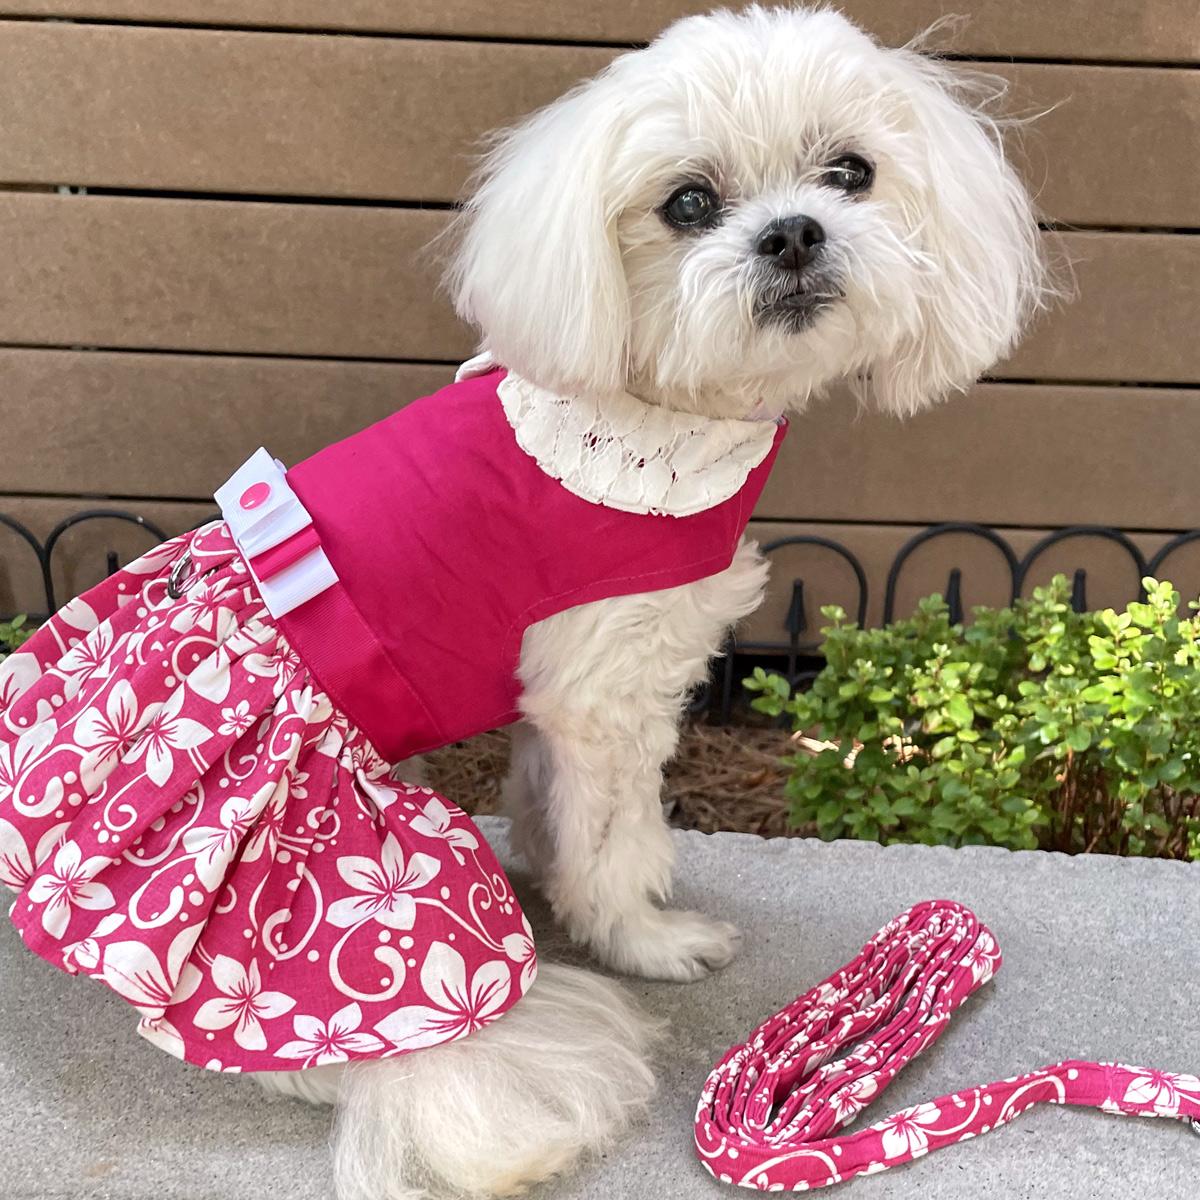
[166,550,194,599]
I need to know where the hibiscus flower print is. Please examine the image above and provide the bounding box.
[374,942,513,1051]
[125,686,212,786]
[240,779,291,864]
[409,797,480,865]
[193,956,295,1052]
[287,685,332,729]
[326,834,440,930]
[26,839,116,939]
[286,767,310,803]
[76,679,147,781]
[831,1072,879,1125]
[239,640,304,694]
[502,916,538,995]
[0,722,54,807]
[100,928,201,1019]
[0,648,41,709]
[56,622,115,692]
[137,1015,190,1061]
[961,931,1000,986]
[184,644,236,705]
[54,594,99,633]
[182,794,261,888]
[877,1102,943,1160]
[276,1002,387,1067]
[314,720,348,762]
[168,578,233,635]
[63,911,127,972]
[0,817,35,889]
[217,699,256,737]
[1123,1068,1200,1116]
[274,642,304,679]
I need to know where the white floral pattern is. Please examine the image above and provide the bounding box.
[98,926,202,1018]
[124,686,212,786]
[410,796,479,864]
[325,834,440,930]
[26,840,115,939]
[0,816,37,888]
[878,1103,941,1159]
[0,723,54,808]
[276,1002,387,1067]
[217,699,255,737]
[1122,1067,1200,1116]
[193,956,296,1051]
[375,942,513,1051]
[0,523,533,1072]
[181,794,263,889]
[76,680,146,778]
[830,1072,878,1124]
[501,915,538,996]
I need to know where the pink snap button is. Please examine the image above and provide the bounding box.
[239,482,271,510]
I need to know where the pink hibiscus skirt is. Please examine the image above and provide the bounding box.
[0,522,535,1072]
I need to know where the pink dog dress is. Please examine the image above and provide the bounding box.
[0,361,785,1072]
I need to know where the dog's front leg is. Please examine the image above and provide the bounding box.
[511,701,740,981]
[509,561,768,982]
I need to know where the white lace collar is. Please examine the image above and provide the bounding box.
[455,354,780,518]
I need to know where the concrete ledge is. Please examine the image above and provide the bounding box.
[2,820,1197,1199]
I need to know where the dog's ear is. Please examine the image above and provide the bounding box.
[869,56,1049,416]
[443,72,632,395]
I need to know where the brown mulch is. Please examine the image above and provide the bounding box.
[422,730,512,816]
[422,719,799,839]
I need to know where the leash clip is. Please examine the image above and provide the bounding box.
[1191,1118,1200,1138]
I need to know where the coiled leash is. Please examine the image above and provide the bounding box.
[695,899,1199,1190]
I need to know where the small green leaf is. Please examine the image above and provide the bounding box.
[1065,727,1092,753]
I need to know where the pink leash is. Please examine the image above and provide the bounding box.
[695,899,1199,1189]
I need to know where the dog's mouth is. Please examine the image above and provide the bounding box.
[755,282,843,332]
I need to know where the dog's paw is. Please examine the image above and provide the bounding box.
[600,909,742,982]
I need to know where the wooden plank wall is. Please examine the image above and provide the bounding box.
[0,3,1197,642]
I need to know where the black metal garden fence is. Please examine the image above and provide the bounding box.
[714,524,1200,723]
[4,508,1200,724]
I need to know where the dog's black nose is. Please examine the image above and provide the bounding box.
[755,216,826,270]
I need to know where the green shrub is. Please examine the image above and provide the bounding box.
[746,576,1200,861]
[0,614,31,659]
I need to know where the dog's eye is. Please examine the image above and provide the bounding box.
[661,185,721,230]
[822,154,874,194]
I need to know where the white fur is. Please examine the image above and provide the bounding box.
[506,540,769,980]
[447,6,1046,419]
[260,964,659,1199]
[264,8,1048,1198]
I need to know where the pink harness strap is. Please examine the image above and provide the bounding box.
[695,900,1199,1189]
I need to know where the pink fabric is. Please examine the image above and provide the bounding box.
[0,525,535,1072]
[696,900,1200,1189]
[281,368,786,762]
[249,524,323,581]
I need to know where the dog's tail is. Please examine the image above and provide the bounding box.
[260,963,660,1199]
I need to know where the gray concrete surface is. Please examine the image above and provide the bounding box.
[2,820,1197,1200]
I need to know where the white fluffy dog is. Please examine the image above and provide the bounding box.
[262,6,1046,1197]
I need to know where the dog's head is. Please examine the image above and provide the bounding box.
[446,5,1046,418]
